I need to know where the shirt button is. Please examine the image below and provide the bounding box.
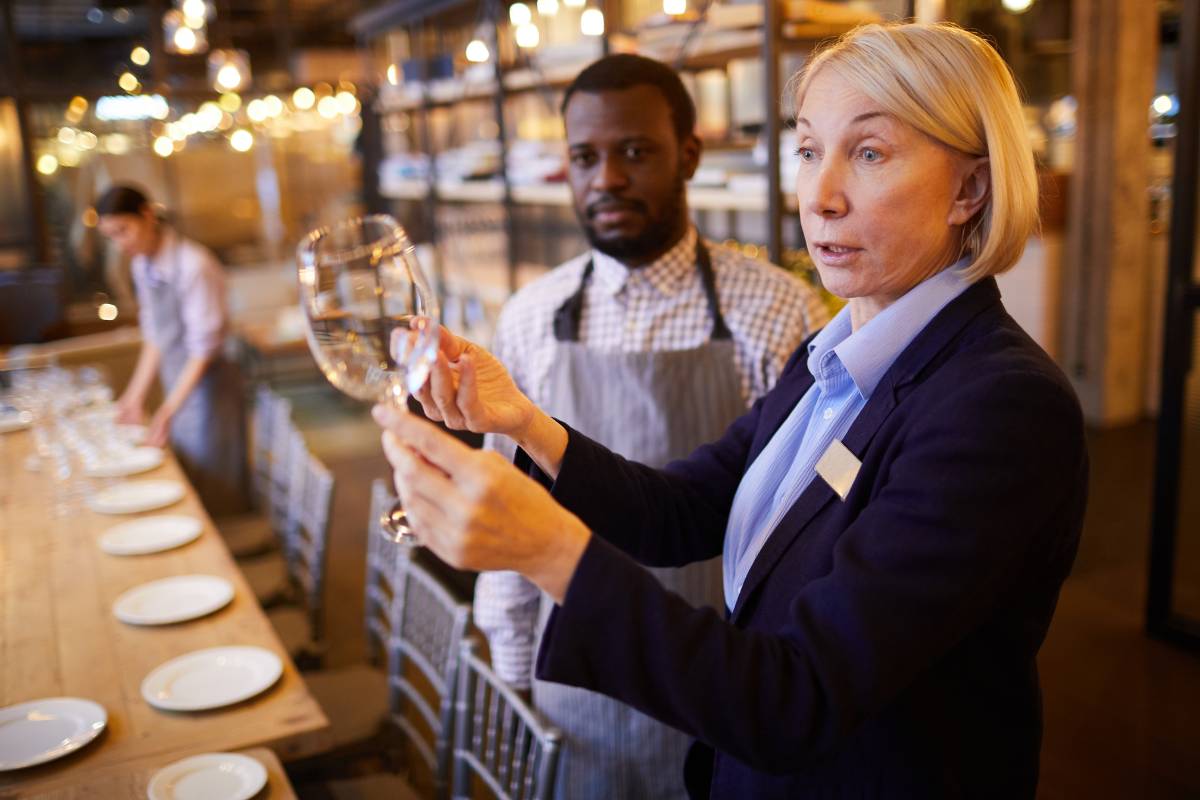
[823,408,834,421]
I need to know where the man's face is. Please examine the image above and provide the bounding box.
[564,85,700,264]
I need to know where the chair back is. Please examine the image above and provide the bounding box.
[282,432,334,643]
[387,553,472,799]
[266,393,295,539]
[365,479,409,665]
[453,638,562,800]
[250,383,276,509]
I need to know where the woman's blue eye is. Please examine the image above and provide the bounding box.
[795,147,815,161]
[861,148,881,162]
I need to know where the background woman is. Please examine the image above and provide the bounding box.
[97,185,249,516]
[376,22,1089,798]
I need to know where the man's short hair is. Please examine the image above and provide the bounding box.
[561,53,696,141]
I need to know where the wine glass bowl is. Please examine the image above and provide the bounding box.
[297,215,439,544]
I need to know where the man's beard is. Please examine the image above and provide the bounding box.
[579,174,687,263]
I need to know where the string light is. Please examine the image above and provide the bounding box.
[173,25,197,53]
[386,64,399,85]
[118,72,140,93]
[293,87,315,110]
[218,92,241,112]
[537,0,559,14]
[37,154,59,175]
[466,39,490,63]
[580,7,604,36]
[335,91,357,115]
[509,2,532,25]
[131,46,150,65]
[230,129,253,152]
[153,136,173,157]
[246,99,268,123]
[263,95,284,117]
[663,0,686,14]
[316,96,339,119]
[515,22,540,48]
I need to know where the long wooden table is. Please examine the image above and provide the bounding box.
[0,428,329,797]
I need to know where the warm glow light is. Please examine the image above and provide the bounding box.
[181,112,199,134]
[316,96,339,119]
[118,72,140,93]
[82,207,99,227]
[563,0,584,6]
[167,121,186,140]
[1000,0,1033,11]
[335,91,357,115]
[663,0,686,14]
[246,98,268,122]
[102,133,130,154]
[292,87,315,110]
[198,101,223,130]
[230,129,253,151]
[57,127,77,145]
[580,7,604,35]
[173,26,197,53]
[37,154,59,175]
[537,0,559,14]
[509,2,532,25]
[216,63,242,90]
[59,149,80,167]
[263,95,284,117]
[181,0,208,26]
[386,64,399,85]
[218,92,241,112]
[131,46,150,66]
[98,303,119,321]
[1153,94,1174,115]
[515,22,540,48]
[466,39,490,63]
[77,131,98,150]
[66,96,88,124]
[153,136,174,157]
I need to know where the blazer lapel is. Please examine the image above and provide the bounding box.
[728,278,1004,623]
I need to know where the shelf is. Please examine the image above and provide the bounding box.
[381,176,798,213]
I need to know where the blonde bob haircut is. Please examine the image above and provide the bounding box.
[791,22,1039,282]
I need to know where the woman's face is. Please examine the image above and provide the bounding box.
[794,69,985,314]
[98,210,157,258]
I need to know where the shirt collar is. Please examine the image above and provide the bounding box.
[132,227,177,284]
[590,226,699,298]
[808,258,974,398]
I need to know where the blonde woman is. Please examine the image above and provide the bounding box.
[376,23,1088,797]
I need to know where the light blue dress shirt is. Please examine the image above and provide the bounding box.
[721,261,974,609]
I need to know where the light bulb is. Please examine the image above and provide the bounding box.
[664,0,687,14]
[264,95,284,117]
[36,154,59,175]
[246,99,268,122]
[230,129,253,152]
[317,96,339,119]
[515,22,540,48]
[293,87,315,110]
[131,46,150,66]
[538,0,559,15]
[173,26,197,53]
[509,2,532,26]
[466,39,490,63]
[153,136,174,157]
[1000,0,1033,12]
[216,63,242,90]
[1152,94,1173,115]
[580,8,604,36]
[118,72,139,93]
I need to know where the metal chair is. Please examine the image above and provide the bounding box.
[365,478,410,666]
[388,551,473,799]
[219,383,285,558]
[453,638,562,800]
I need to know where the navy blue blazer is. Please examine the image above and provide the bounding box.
[520,277,1089,798]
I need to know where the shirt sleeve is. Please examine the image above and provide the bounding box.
[472,311,543,689]
[178,244,229,360]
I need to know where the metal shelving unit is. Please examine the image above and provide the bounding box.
[352,0,852,298]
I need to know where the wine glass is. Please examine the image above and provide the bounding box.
[297,214,440,544]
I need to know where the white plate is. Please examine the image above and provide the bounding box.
[115,423,148,445]
[113,575,234,626]
[0,697,107,771]
[148,752,268,800]
[99,515,203,556]
[141,647,283,711]
[0,411,31,434]
[88,480,185,515]
[85,447,164,478]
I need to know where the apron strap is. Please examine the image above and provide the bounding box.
[552,238,731,342]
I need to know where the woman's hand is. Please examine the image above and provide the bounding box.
[403,326,534,437]
[373,403,590,603]
[146,405,173,448]
[114,393,145,425]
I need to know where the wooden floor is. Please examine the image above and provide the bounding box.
[282,388,1200,798]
